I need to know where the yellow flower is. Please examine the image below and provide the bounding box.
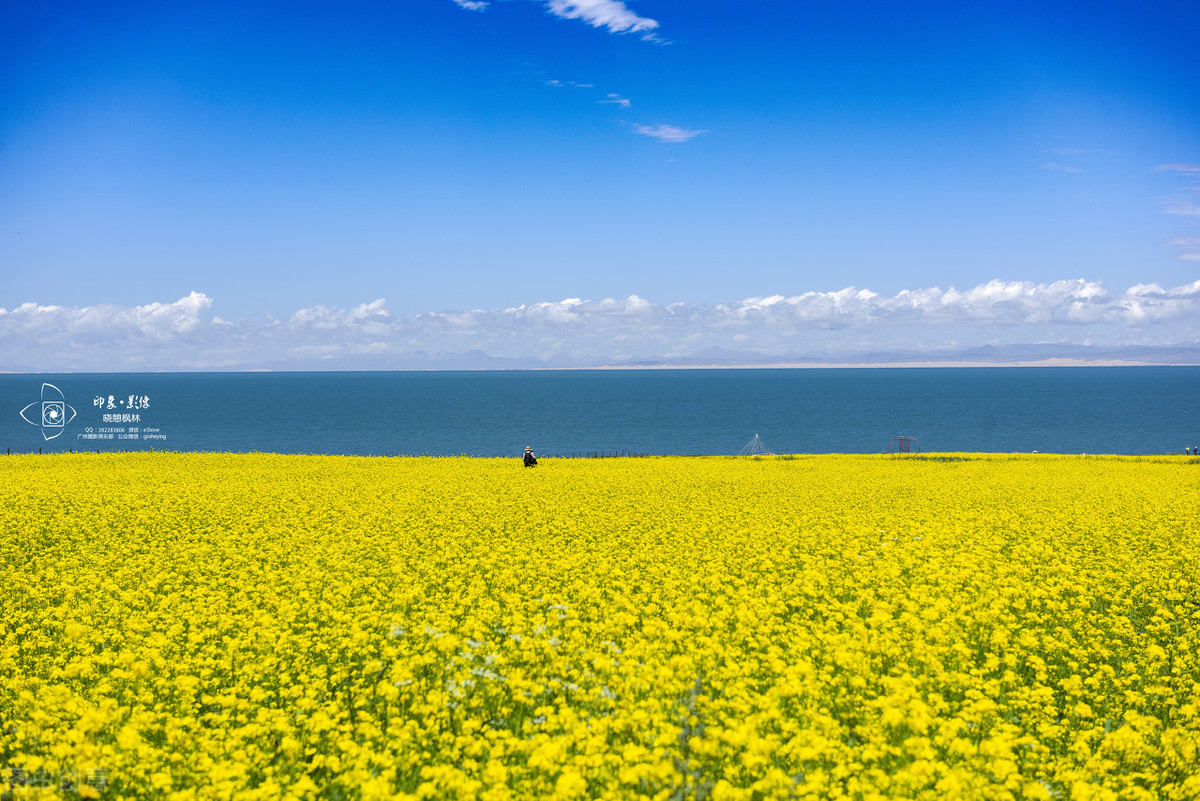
[2,452,1195,799]
[553,769,587,798]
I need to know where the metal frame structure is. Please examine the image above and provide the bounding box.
[888,435,920,455]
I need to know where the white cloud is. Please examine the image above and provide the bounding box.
[288,298,390,332]
[600,92,631,108]
[633,123,707,143]
[3,282,1199,371]
[0,292,213,344]
[544,0,659,35]
[453,0,663,40]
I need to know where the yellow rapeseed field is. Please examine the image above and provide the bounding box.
[2,453,1198,800]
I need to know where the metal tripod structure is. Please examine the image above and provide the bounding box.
[737,433,774,456]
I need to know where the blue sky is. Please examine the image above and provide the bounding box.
[2,0,1198,369]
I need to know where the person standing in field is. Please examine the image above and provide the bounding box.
[523,446,538,467]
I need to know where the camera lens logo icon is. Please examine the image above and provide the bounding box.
[20,383,77,441]
[43,401,66,427]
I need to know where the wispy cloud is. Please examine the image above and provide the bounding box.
[544,0,659,36]
[544,79,595,88]
[451,0,663,40]
[4,281,1199,371]
[1166,236,1200,262]
[1156,162,1200,259]
[633,123,707,143]
[1165,202,1200,217]
[600,92,631,108]
[1155,163,1200,176]
[1042,162,1082,173]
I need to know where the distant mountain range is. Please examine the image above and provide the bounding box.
[602,343,1200,368]
[243,343,1200,371]
[10,343,1198,373]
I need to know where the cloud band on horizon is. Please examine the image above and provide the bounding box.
[3,280,1198,371]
